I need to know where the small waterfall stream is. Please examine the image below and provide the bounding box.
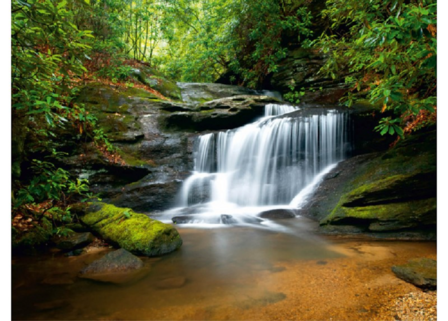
[162,103,351,227]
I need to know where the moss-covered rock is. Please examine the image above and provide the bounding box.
[79,202,182,256]
[301,128,436,239]
[130,67,183,101]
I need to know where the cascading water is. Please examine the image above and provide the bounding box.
[162,103,351,227]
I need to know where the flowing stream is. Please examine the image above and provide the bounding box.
[159,103,351,228]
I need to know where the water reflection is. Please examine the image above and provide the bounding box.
[12,220,341,320]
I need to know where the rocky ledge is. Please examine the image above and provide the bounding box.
[301,127,436,240]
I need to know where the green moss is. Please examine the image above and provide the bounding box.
[322,198,436,231]
[116,148,155,167]
[80,202,182,256]
[343,174,408,204]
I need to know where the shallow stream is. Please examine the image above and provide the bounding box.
[12,218,436,320]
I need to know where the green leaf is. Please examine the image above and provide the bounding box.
[380,126,389,135]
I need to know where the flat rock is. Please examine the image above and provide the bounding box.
[392,258,437,289]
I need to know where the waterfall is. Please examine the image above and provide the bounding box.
[178,104,350,209]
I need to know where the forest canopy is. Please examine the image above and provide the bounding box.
[11,0,436,234]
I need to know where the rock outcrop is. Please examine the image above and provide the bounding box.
[61,82,285,212]
[270,48,348,104]
[301,127,436,239]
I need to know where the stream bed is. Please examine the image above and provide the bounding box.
[12,217,436,320]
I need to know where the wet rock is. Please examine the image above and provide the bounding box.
[80,249,150,284]
[301,128,436,240]
[392,258,437,289]
[79,202,183,256]
[258,209,297,219]
[52,232,95,251]
[220,214,237,224]
[155,276,187,289]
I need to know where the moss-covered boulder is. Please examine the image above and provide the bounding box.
[78,202,182,256]
[130,67,183,101]
[301,127,436,239]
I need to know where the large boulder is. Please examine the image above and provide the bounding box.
[77,202,182,256]
[301,127,436,239]
[79,248,148,284]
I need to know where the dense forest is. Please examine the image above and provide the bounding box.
[12,0,436,239]
[11,1,438,319]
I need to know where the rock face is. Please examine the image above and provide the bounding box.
[392,258,437,289]
[177,82,282,103]
[301,128,436,239]
[79,248,148,284]
[78,202,182,256]
[270,48,348,104]
[61,83,285,212]
[160,95,284,131]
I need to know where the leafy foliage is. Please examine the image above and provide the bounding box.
[314,0,437,137]
[12,0,102,229]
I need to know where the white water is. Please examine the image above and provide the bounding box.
[161,103,351,228]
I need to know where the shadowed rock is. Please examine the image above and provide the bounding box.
[392,258,437,289]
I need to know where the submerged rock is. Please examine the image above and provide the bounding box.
[78,202,182,256]
[80,248,148,284]
[392,258,437,289]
